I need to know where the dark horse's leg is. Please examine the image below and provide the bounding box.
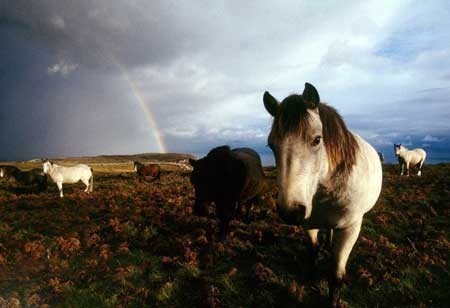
[325,229,333,249]
[151,172,161,182]
[38,177,47,193]
[244,195,260,223]
[216,200,236,242]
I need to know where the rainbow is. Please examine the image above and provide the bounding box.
[109,56,167,153]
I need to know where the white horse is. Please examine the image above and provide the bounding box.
[263,83,382,306]
[42,160,93,197]
[394,144,426,176]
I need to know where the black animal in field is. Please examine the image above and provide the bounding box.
[189,146,266,241]
[0,165,47,192]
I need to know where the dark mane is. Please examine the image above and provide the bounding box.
[272,95,359,176]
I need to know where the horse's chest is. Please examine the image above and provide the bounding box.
[307,187,355,229]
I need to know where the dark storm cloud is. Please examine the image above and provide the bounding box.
[1,0,212,69]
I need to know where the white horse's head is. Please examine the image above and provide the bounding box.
[42,160,52,174]
[264,83,326,223]
[394,144,405,156]
[264,83,358,224]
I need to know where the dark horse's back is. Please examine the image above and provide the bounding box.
[2,166,47,192]
[231,148,265,201]
[135,162,161,180]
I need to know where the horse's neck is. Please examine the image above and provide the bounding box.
[48,164,62,176]
[398,148,409,157]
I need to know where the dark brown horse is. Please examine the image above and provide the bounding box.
[189,146,266,241]
[0,165,47,192]
[134,161,161,181]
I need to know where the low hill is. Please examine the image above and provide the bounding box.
[1,153,197,172]
[30,153,197,164]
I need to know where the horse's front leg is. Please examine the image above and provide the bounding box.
[216,200,236,242]
[305,229,320,281]
[57,181,64,198]
[400,163,404,176]
[329,219,362,307]
[406,162,410,176]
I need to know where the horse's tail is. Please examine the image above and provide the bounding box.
[89,168,94,192]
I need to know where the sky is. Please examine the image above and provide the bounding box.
[1,0,450,165]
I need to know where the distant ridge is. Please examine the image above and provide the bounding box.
[24,153,197,164]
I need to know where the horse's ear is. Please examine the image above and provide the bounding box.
[303,82,320,109]
[263,91,279,117]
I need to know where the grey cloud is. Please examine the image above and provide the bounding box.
[1,0,450,164]
[1,0,211,68]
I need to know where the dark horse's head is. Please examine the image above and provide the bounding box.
[0,165,19,178]
[189,156,213,216]
[133,161,142,171]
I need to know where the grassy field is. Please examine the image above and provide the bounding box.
[0,163,449,307]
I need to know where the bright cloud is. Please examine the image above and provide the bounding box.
[47,60,78,77]
[423,135,442,142]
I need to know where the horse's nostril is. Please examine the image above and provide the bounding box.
[294,204,307,218]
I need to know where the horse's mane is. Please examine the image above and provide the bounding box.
[273,95,359,177]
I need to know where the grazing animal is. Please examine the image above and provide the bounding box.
[263,83,382,306]
[0,166,47,192]
[134,161,161,181]
[0,165,20,179]
[377,151,384,163]
[189,146,266,241]
[394,144,426,176]
[43,160,93,197]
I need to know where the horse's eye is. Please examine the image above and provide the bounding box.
[312,136,322,146]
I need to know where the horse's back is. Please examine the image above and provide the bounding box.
[137,164,160,177]
[232,148,261,162]
[406,148,426,165]
[232,148,264,176]
[231,148,265,200]
[55,164,92,183]
[414,148,427,159]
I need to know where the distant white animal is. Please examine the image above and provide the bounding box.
[42,160,93,197]
[394,144,427,176]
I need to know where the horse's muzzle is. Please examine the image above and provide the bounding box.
[277,203,307,225]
